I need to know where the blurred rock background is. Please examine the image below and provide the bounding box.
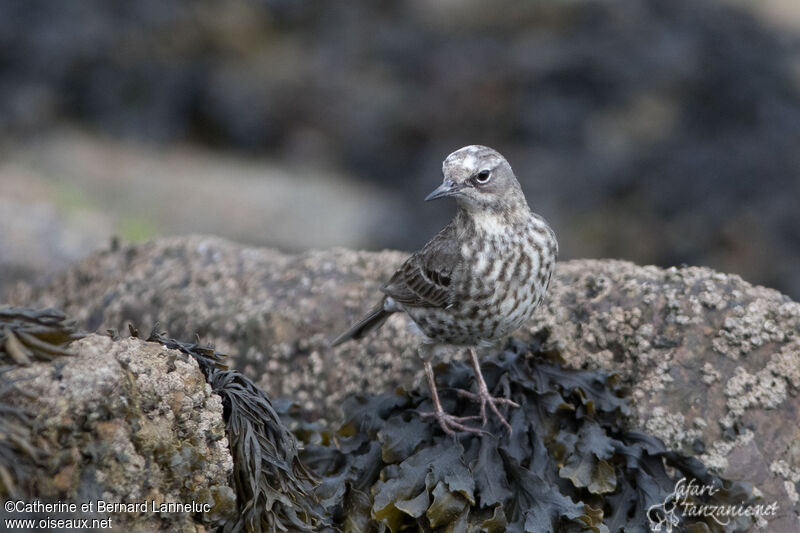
[1,0,799,298]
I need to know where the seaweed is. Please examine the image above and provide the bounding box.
[289,337,758,532]
[0,307,83,499]
[0,306,84,365]
[137,325,326,533]
[0,368,46,499]
[133,323,229,376]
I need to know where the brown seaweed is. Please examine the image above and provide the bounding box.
[289,337,759,532]
[138,325,326,533]
[0,307,84,365]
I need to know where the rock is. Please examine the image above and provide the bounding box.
[7,236,417,417]
[7,235,800,530]
[3,333,237,532]
[528,259,800,531]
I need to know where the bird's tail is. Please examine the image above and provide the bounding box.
[330,301,392,347]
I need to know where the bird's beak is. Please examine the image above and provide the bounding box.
[424,179,459,202]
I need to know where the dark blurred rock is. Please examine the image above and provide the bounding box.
[1,0,799,297]
[6,235,799,528]
[3,333,236,532]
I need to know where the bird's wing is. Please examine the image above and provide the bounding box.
[381,224,462,309]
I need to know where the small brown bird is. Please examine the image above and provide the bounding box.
[332,145,558,434]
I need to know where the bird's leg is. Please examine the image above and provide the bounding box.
[457,348,519,432]
[418,360,482,435]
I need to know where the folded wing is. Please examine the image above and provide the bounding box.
[381,225,462,309]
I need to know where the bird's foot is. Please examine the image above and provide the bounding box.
[417,409,483,436]
[456,387,519,433]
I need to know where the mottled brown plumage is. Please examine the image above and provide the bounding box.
[333,145,558,434]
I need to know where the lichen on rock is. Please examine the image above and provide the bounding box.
[4,333,237,532]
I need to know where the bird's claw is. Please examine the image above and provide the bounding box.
[456,388,519,433]
[417,409,485,435]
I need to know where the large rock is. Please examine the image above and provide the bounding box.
[7,236,419,415]
[531,259,800,531]
[2,333,236,532]
[7,235,800,529]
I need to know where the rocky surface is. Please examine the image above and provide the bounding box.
[530,260,800,531]
[3,333,237,532]
[6,236,417,414]
[6,234,800,530]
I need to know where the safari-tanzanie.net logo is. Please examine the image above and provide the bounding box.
[647,477,779,531]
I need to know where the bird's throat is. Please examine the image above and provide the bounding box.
[459,205,529,236]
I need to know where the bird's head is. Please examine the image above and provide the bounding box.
[425,145,527,213]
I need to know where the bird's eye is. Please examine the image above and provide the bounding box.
[475,170,491,184]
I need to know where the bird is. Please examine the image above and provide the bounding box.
[331,145,558,435]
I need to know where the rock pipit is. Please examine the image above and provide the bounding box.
[333,145,558,434]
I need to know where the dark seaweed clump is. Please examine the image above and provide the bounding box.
[127,322,229,375]
[290,338,757,533]
[0,306,84,365]
[0,367,44,499]
[0,307,83,498]
[138,325,327,533]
